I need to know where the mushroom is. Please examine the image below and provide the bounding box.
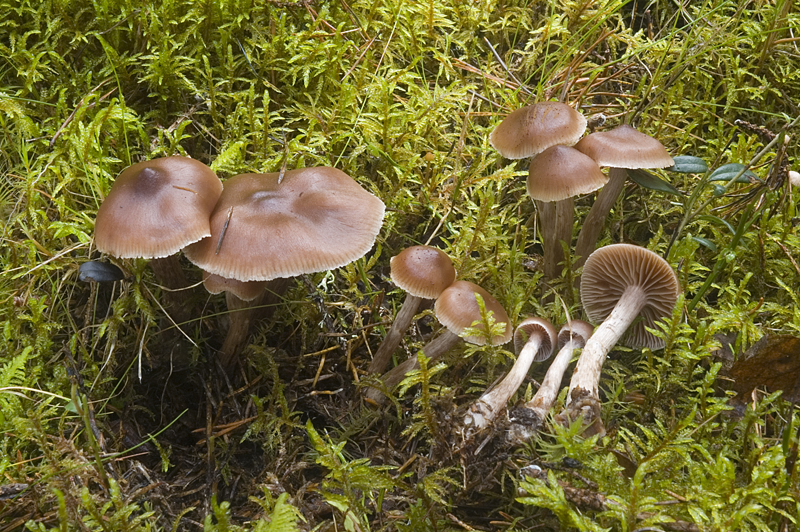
[508,319,593,441]
[558,244,680,437]
[573,124,674,270]
[365,280,512,404]
[463,317,556,433]
[94,155,223,323]
[184,167,385,367]
[368,245,456,375]
[526,145,608,281]
[490,102,589,283]
[489,102,587,160]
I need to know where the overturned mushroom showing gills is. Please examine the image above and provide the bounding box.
[573,125,674,270]
[508,319,593,441]
[185,167,385,366]
[464,317,556,433]
[560,244,679,437]
[365,280,512,404]
[94,156,223,322]
[368,245,456,375]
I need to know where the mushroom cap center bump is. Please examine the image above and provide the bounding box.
[184,167,385,282]
[95,156,223,259]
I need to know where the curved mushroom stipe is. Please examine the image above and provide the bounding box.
[365,281,511,405]
[573,125,673,271]
[368,246,456,375]
[507,320,593,443]
[463,317,556,435]
[558,245,679,437]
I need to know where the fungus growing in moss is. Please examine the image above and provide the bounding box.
[463,317,556,433]
[508,319,593,441]
[368,245,456,375]
[573,125,674,270]
[558,244,679,437]
[184,167,385,366]
[94,155,223,323]
[365,281,511,404]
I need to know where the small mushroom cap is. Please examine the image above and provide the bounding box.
[202,271,267,302]
[574,124,674,169]
[580,244,680,349]
[184,167,385,281]
[557,319,594,350]
[95,156,222,259]
[434,281,512,346]
[526,145,608,202]
[390,245,456,299]
[513,317,557,362]
[490,102,587,159]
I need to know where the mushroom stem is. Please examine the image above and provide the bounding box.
[368,293,423,374]
[464,335,542,431]
[218,277,291,369]
[364,329,461,404]
[574,167,627,270]
[508,325,591,442]
[537,198,574,283]
[561,285,645,435]
[149,255,193,325]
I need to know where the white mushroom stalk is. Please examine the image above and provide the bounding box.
[464,317,556,433]
[508,320,593,442]
[559,244,679,437]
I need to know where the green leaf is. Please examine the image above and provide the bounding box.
[668,155,708,173]
[707,163,761,183]
[697,214,735,234]
[692,236,717,252]
[627,168,684,196]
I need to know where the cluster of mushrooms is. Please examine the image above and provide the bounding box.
[365,101,681,439]
[92,100,681,440]
[93,159,385,368]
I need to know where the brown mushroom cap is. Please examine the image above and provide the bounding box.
[390,245,456,299]
[95,156,223,259]
[574,124,674,169]
[490,102,587,159]
[557,320,594,350]
[434,281,512,346]
[184,167,385,281]
[513,317,557,362]
[526,145,608,202]
[202,271,267,302]
[580,244,680,349]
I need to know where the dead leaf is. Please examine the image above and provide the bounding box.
[729,334,800,401]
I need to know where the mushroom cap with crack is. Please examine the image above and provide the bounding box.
[434,281,512,346]
[489,102,587,160]
[513,317,557,362]
[95,156,223,259]
[580,244,680,349]
[574,124,674,169]
[390,245,456,299]
[557,320,594,350]
[526,145,608,202]
[184,167,385,282]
